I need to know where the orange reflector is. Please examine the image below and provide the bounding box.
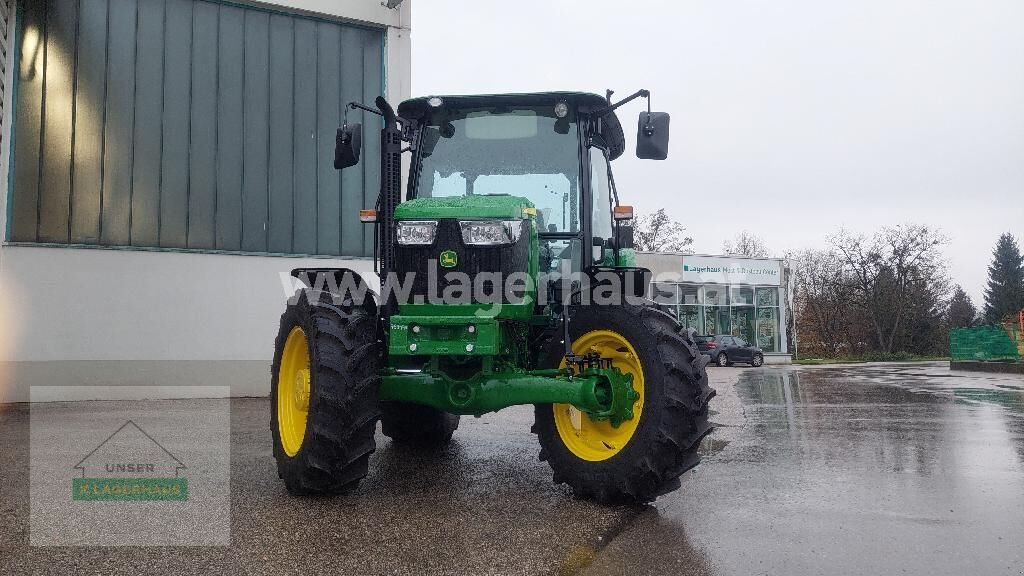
[359,209,378,223]
[613,205,634,221]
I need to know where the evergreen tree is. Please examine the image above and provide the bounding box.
[946,285,977,328]
[983,233,1024,323]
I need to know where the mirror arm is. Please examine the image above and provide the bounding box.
[594,88,650,117]
[607,164,621,264]
[607,164,620,206]
[347,101,384,117]
[346,99,415,142]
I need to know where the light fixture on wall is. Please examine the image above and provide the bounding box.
[21,25,42,81]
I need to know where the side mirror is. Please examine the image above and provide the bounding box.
[636,112,670,160]
[334,123,362,169]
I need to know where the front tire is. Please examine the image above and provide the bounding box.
[533,305,715,504]
[751,353,764,367]
[271,290,381,495]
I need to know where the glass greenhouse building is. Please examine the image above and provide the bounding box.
[637,253,793,364]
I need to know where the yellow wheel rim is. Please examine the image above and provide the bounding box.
[278,326,311,457]
[553,329,644,462]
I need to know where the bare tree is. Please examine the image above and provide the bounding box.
[633,209,693,252]
[723,231,771,258]
[830,225,948,354]
[793,248,856,356]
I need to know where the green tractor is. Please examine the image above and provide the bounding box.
[271,91,714,503]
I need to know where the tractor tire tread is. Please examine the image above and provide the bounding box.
[533,304,714,504]
[271,290,381,495]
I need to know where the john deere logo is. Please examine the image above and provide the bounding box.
[439,250,458,268]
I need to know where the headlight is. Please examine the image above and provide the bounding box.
[396,220,438,245]
[459,220,523,246]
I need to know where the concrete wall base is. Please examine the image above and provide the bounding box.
[0,360,268,403]
[950,361,1024,374]
[764,353,793,365]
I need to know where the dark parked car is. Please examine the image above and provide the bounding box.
[695,335,764,367]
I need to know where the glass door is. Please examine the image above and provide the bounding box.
[731,307,756,343]
[704,306,731,335]
[678,306,702,333]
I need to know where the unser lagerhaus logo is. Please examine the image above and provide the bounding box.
[71,420,188,501]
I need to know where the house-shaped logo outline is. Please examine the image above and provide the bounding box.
[72,420,187,478]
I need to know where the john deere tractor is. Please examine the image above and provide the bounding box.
[271,91,714,503]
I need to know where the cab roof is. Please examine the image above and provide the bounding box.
[397,92,626,160]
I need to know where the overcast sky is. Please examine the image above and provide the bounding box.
[410,0,1023,305]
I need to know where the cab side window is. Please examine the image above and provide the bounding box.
[589,147,614,242]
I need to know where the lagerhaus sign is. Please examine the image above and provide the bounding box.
[681,255,781,286]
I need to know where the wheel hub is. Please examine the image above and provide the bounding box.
[574,366,637,427]
[293,369,310,411]
[553,330,646,462]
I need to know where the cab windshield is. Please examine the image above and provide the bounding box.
[415,106,580,233]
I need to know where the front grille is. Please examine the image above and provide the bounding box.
[392,219,529,305]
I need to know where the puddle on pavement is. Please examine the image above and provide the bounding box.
[736,367,1024,415]
[953,387,1024,409]
[698,436,730,457]
[723,365,1024,475]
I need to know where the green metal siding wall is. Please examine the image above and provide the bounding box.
[9,0,383,256]
[0,0,11,157]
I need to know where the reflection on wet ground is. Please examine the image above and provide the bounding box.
[1,401,640,575]
[588,363,1024,576]
[2,363,1022,575]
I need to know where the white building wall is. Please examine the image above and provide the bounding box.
[0,0,411,403]
[0,247,381,403]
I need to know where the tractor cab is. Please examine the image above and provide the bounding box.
[399,93,628,276]
[335,92,670,311]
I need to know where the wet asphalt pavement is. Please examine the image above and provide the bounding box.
[2,362,1023,575]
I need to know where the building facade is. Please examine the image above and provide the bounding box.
[0,0,411,402]
[637,252,793,364]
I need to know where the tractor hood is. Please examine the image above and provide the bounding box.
[394,195,535,220]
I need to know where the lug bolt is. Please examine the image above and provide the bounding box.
[409,343,417,352]
[467,325,476,334]
[412,325,420,334]
[465,344,474,352]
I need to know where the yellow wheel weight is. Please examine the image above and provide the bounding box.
[553,330,644,462]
